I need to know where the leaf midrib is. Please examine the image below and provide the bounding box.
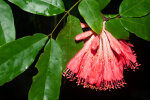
[84,0,99,32]
[41,39,52,100]
[0,37,47,67]
[0,23,6,45]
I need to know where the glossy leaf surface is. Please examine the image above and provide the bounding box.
[120,14,150,41]
[78,0,105,33]
[0,25,5,46]
[0,34,48,86]
[56,15,83,69]
[119,0,150,17]
[0,0,15,46]
[106,18,129,40]
[8,0,65,16]
[29,39,62,100]
[97,0,110,11]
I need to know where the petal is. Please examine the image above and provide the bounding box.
[80,22,89,28]
[91,35,99,51]
[75,30,94,41]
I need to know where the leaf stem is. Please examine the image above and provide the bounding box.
[48,0,81,37]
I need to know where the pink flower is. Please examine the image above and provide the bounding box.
[63,21,140,91]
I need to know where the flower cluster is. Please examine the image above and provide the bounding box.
[63,21,140,91]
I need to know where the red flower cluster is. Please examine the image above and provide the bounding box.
[63,21,140,91]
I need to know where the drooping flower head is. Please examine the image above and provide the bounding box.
[63,21,140,91]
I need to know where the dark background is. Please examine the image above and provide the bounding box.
[0,0,149,100]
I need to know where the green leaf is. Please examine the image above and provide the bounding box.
[120,14,150,41]
[0,34,48,86]
[29,38,62,100]
[106,18,129,40]
[119,0,150,17]
[97,0,110,11]
[0,25,5,46]
[0,0,15,46]
[78,0,104,33]
[8,0,65,16]
[103,14,118,18]
[56,15,83,70]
